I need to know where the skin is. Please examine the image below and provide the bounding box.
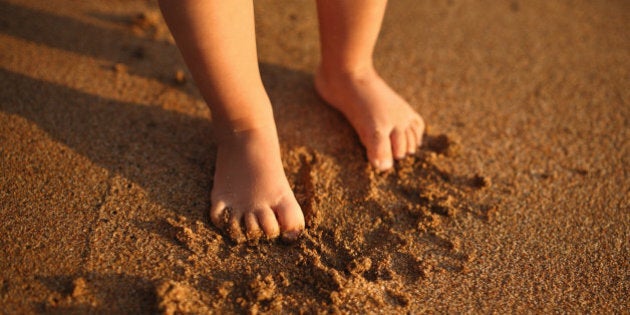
[158,0,425,243]
[315,0,425,170]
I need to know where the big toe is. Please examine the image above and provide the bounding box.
[363,130,394,172]
[411,117,425,147]
[274,196,305,241]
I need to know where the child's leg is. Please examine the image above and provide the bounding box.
[315,0,425,172]
[158,0,304,242]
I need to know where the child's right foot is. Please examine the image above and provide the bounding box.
[209,124,304,243]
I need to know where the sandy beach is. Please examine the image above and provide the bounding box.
[1,0,628,313]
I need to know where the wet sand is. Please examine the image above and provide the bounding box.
[1,0,628,313]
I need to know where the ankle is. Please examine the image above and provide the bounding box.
[316,62,377,85]
[214,118,278,147]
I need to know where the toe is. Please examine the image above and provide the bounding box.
[412,118,425,146]
[390,128,407,160]
[273,196,305,241]
[363,129,393,171]
[406,127,417,154]
[244,212,263,241]
[255,207,280,239]
[210,200,228,229]
[227,212,246,244]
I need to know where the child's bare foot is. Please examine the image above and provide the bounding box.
[315,66,425,172]
[210,124,304,243]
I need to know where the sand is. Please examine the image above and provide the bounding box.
[1,0,628,313]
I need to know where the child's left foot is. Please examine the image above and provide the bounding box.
[315,66,425,172]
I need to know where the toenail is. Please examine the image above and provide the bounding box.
[281,230,302,242]
[374,159,393,171]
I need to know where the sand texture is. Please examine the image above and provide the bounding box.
[1,0,628,313]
